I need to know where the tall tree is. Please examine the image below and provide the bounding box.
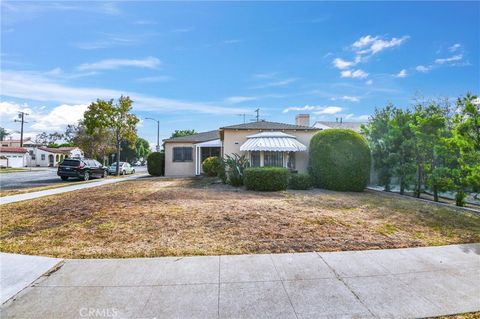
[0,127,10,141]
[389,108,416,195]
[362,105,396,191]
[84,96,139,175]
[69,123,115,161]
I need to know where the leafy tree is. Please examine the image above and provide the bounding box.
[35,131,64,146]
[362,105,396,191]
[389,108,416,194]
[84,96,139,174]
[410,101,449,199]
[170,129,196,138]
[135,138,151,159]
[0,127,10,141]
[70,122,115,161]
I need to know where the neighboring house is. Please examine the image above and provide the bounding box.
[163,114,320,177]
[1,137,37,148]
[313,118,365,132]
[0,147,28,168]
[29,147,84,167]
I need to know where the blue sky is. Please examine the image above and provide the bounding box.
[1,1,479,148]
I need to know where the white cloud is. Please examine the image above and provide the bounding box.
[395,69,408,78]
[0,101,86,132]
[333,58,355,70]
[365,80,373,85]
[31,104,88,130]
[416,65,431,73]
[449,43,461,52]
[435,54,463,64]
[1,70,248,115]
[331,96,360,102]
[340,69,368,79]
[74,33,144,50]
[283,105,343,114]
[77,57,161,71]
[352,35,409,55]
[0,101,32,119]
[225,96,257,104]
[253,78,298,89]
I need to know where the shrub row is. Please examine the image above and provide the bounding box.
[244,167,290,191]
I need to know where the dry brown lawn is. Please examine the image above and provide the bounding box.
[1,177,479,258]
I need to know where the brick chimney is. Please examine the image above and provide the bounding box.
[295,114,310,127]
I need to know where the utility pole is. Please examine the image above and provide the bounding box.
[14,111,29,147]
[254,108,260,122]
[145,117,160,152]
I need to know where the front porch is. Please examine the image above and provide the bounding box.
[194,139,222,175]
[240,132,307,170]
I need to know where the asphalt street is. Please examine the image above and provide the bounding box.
[0,166,147,190]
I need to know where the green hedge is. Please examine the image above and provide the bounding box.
[202,156,222,177]
[147,152,165,176]
[288,173,312,190]
[244,167,289,191]
[309,129,371,191]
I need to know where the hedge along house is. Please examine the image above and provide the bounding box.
[163,116,319,177]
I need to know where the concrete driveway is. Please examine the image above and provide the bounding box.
[0,166,147,190]
[1,244,479,318]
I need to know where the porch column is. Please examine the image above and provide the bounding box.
[283,152,288,168]
[195,146,200,175]
[260,151,264,167]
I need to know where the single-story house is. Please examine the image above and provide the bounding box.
[1,137,37,148]
[164,114,323,177]
[0,147,29,168]
[28,147,84,167]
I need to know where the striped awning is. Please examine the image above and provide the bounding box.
[240,132,307,152]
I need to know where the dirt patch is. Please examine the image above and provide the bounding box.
[1,177,479,258]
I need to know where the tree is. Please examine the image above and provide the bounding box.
[35,131,64,146]
[70,122,115,161]
[362,105,396,191]
[170,129,196,138]
[410,100,449,198]
[84,96,139,175]
[0,127,10,141]
[389,108,416,195]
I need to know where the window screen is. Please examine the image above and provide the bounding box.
[264,151,283,167]
[250,151,260,167]
[173,147,193,162]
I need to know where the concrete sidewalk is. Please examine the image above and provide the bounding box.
[0,174,148,205]
[1,244,479,318]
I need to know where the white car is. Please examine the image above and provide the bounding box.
[108,162,135,175]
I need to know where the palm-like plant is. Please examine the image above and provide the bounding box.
[223,153,250,186]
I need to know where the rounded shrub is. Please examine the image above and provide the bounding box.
[147,152,165,176]
[309,129,371,191]
[244,167,289,191]
[288,173,312,190]
[202,156,222,177]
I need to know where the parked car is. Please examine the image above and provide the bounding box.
[108,162,135,175]
[57,158,108,181]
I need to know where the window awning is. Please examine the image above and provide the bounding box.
[240,132,307,152]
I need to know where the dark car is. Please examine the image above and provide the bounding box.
[57,158,108,181]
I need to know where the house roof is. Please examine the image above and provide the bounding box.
[220,121,318,131]
[0,147,28,154]
[163,130,220,143]
[313,121,365,132]
[38,147,71,154]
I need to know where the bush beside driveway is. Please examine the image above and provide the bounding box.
[0,178,479,258]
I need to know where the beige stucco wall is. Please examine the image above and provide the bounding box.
[164,142,196,176]
[222,129,318,173]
